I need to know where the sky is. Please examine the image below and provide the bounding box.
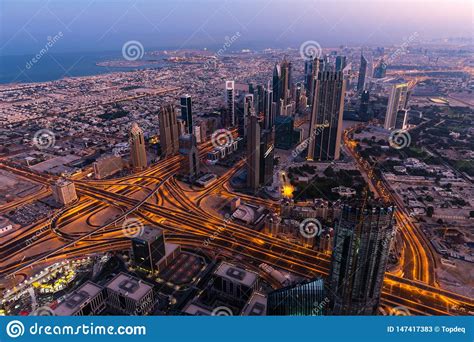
[0,0,472,56]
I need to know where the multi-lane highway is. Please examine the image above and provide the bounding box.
[0,129,472,316]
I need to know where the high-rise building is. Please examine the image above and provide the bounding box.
[131,226,166,272]
[52,178,77,206]
[225,81,235,127]
[267,278,325,316]
[359,90,370,121]
[329,200,396,315]
[241,94,254,138]
[93,154,123,179]
[307,71,346,161]
[274,116,299,149]
[373,59,387,78]
[159,104,180,157]
[335,56,347,72]
[180,95,193,134]
[179,134,200,179]
[305,57,321,108]
[256,84,265,115]
[280,58,291,111]
[259,128,275,186]
[129,122,147,170]
[384,83,409,130]
[263,83,274,130]
[272,63,282,115]
[357,53,367,93]
[246,115,260,193]
[395,109,409,130]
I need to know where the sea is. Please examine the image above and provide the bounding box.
[0,51,167,85]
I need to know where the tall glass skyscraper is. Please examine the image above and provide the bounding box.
[357,53,367,93]
[267,278,325,315]
[180,95,193,134]
[307,71,346,161]
[329,200,396,315]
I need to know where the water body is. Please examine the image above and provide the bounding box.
[0,51,167,84]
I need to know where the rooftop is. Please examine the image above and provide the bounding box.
[214,262,258,288]
[105,272,153,301]
[53,281,102,316]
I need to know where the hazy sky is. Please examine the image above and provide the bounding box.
[0,0,472,55]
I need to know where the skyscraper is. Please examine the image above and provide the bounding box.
[267,278,326,315]
[159,104,180,157]
[373,59,387,78]
[129,122,147,170]
[359,90,370,121]
[241,94,255,138]
[384,83,408,130]
[259,128,275,186]
[179,134,200,179]
[256,84,265,115]
[272,63,282,115]
[304,57,321,108]
[328,200,396,315]
[52,179,77,206]
[225,81,235,127]
[246,115,260,193]
[263,83,274,130]
[180,95,193,134]
[357,53,367,93]
[335,56,347,72]
[280,58,291,111]
[131,226,166,272]
[307,71,346,161]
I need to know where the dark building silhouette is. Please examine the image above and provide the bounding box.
[179,134,200,179]
[329,200,396,315]
[259,128,275,187]
[180,95,193,134]
[359,90,370,121]
[307,71,346,161]
[132,226,166,272]
[335,55,347,72]
[357,53,367,93]
[246,115,260,192]
[267,278,325,315]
